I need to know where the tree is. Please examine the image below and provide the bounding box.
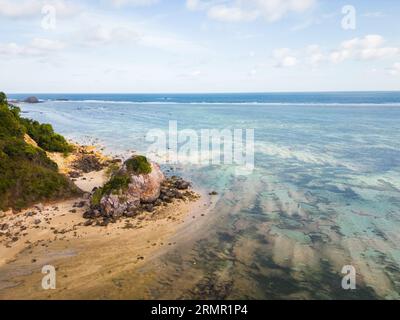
[0,92,7,105]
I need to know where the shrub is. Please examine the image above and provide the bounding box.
[20,118,73,153]
[91,173,131,206]
[0,92,80,211]
[125,155,152,175]
[0,92,6,104]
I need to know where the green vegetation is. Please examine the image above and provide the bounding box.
[91,173,131,206]
[20,118,73,153]
[0,92,80,211]
[125,155,152,175]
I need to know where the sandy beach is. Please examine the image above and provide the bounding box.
[0,145,206,299]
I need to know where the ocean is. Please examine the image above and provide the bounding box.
[11,92,400,299]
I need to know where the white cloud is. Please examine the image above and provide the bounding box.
[0,38,65,56]
[388,62,400,75]
[306,44,325,66]
[186,0,316,22]
[77,13,207,54]
[109,0,159,7]
[271,34,399,72]
[362,11,385,18]
[330,34,399,63]
[84,25,139,45]
[207,5,256,22]
[274,48,297,67]
[0,0,79,18]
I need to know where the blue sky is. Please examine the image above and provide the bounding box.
[0,0,399,93]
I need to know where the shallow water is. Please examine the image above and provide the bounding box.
[17,97,400,299]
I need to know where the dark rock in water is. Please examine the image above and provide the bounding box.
[24,96,40,103]
[209,191,218,195]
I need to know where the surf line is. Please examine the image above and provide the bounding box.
[151,304,186,318]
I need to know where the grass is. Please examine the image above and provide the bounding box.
[125,155,152,175]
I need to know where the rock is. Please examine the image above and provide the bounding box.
[72,154,103,173]
[82,192,91,200]
[97,160,164,218]
[34,219,41,225]
[83,220,93,227]
[34,203,44,211]
[25,211,35,217]
[175,180,190,190]
[100,193,139,218]
[69,171,81,178]
[0,223,9,231]
[142,204,154,212]
[124,210,138,218]
[83,210,97,219]
[209,191,218,195]
[24,96,40,103]
[76,201,86,208]
[126,162,165,203]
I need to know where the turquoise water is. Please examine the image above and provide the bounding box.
[17,94,400,299]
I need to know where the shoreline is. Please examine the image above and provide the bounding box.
[0,143,207,299]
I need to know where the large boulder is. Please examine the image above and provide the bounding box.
[124,162,165,203]
[93,157,165,218]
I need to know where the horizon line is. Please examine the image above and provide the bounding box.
[6,90,400,95]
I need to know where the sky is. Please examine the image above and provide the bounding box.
[0,0,399,93]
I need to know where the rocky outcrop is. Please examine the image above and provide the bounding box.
[83,156,196,225]
[72,154,104,173]
[23,96,40,103]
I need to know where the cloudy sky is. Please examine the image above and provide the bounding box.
[1,0,399,93]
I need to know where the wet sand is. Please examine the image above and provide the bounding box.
[0,147,205,300]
